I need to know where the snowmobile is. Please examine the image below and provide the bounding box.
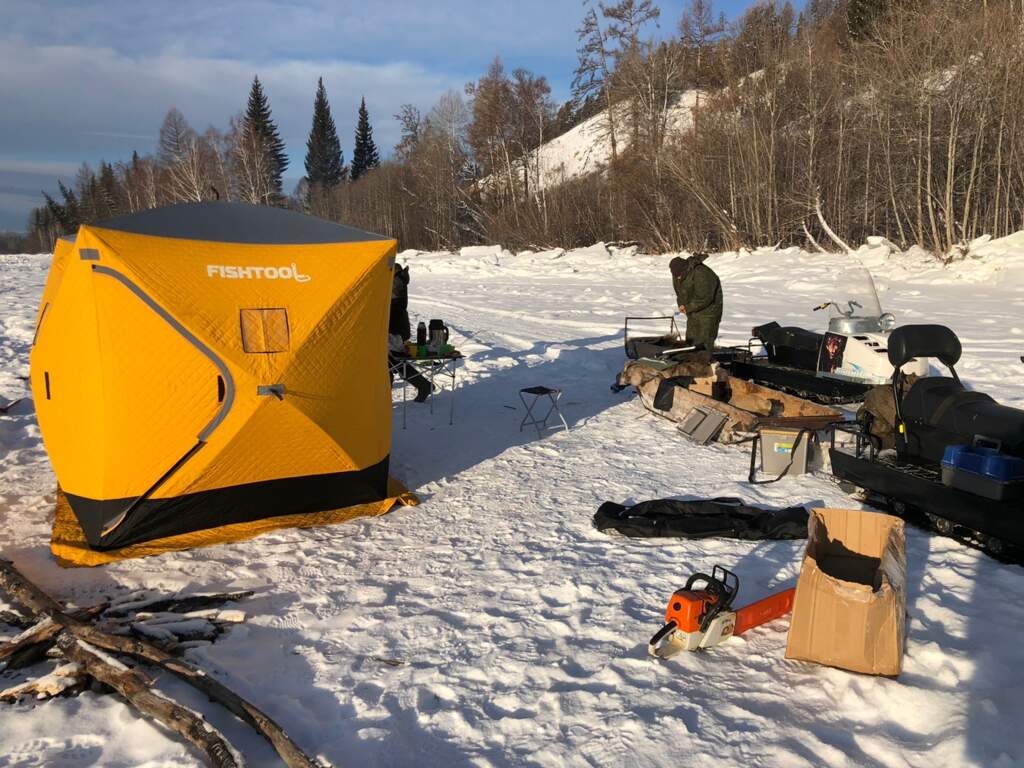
[829,324,1024,558]
[731,269,930,404]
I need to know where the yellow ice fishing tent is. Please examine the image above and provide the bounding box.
[31,201,399,554]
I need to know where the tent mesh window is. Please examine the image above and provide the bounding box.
[240,308,290,353]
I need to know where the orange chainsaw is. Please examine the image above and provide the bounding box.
[648,565,795,658]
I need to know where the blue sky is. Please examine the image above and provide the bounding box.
[0,0,793,231]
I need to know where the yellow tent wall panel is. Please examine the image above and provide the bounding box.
[30,202,397,552]
[34,235,75,334]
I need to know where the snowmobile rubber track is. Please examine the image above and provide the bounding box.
[728,360,871,405]
[830,448,1024,563]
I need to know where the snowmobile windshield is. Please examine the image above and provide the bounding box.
[827,268,883,321]
[824,268,886,334]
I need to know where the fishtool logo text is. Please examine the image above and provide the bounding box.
[206,263,311,282]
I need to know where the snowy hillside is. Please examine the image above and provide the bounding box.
[519,90,702,191]
[2,238,1024,766]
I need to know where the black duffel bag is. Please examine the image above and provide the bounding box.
[593,497,808,540]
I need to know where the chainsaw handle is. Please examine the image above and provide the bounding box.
[682,569,739,612]
[682,571,714,593]
[712,565,740,603]
[648,620,678,658]
[681,567,740,634]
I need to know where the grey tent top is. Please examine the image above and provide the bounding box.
[92,201,390,245]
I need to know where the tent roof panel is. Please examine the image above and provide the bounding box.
[92,201,390,245]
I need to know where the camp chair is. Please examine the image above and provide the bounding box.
[519,386,569,436]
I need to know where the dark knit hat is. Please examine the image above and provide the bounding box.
[669,256,688,278]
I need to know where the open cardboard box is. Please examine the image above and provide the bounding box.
[785,508,907,676]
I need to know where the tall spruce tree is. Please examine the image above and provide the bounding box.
[243,75,288,197]
[350,97,380,182]
[304,78,345,188]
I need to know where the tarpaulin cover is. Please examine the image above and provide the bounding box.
[593,497,809,540]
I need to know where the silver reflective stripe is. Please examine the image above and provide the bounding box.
[91,265,235,440]
[91,264,236,538]
[79,248,100,261]
[32,302,49,345]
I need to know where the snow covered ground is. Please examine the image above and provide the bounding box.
[2,239,1024,767]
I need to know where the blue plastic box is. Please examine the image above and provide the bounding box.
[941,445,1024,501]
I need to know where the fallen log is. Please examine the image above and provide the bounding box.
[0,660,84,701]
[104,590,254,619]
[0,558,323,768]
[63,621,321,768]
[0,559,63,614]
[0,618,61,669]
[56,634,241,768]
[1,604,106,669]
[0,609,33,629]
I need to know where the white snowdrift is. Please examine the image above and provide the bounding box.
[1,240,1023,766]
[489,89,702,193]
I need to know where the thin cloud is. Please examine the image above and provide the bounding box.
[86,131,157,141]
[0,159,83,176]
[0,40,461,212]
[3,0,589,66]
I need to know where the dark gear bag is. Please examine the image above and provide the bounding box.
[593,497,808,540]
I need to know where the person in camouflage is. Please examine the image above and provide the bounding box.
[669,253,723,351]
[389,264,431,402]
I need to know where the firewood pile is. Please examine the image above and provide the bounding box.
[0,558,324,768]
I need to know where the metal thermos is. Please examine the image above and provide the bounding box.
[416,321,427,345]
[428,319,449,352]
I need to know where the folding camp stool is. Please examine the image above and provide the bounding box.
[519,386,569,436]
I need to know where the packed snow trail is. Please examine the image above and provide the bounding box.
[1,241,1023,766]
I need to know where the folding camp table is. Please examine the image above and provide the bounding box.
[390,352,462,429]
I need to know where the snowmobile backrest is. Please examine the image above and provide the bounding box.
[887,324,961,370]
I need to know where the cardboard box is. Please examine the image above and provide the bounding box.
[785,508,906,676]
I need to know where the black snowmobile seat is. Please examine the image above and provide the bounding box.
[754,321,823,352]
[902,377,969,424]
[888,324,961,369]
[902,377,1024,461]
[753,321,822,370]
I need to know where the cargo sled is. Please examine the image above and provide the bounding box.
[618,357,842,444]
